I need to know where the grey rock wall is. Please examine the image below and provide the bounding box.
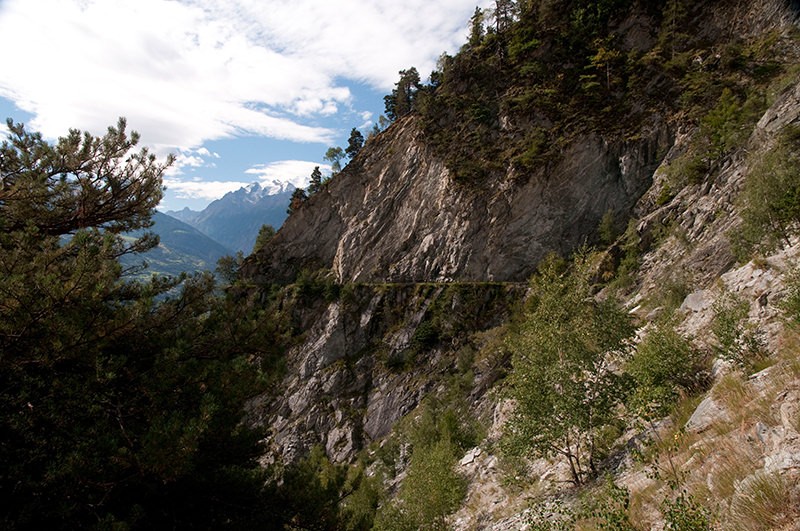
[248,116,671,284]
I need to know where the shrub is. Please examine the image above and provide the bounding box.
[779,263,800,326]
[627,323,708,419]
[662,489,712,530]
[711,292,768,370]
[732,125,800,259]
[373,439,466,530]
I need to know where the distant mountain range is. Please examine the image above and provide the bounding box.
[167,181,294,254]
[122,211,233,277]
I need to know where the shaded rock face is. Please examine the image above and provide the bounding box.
[249,116,671,284]
[248,283,522,464]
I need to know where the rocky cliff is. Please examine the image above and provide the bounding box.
[249,115,670,284]
[242,0,800,528]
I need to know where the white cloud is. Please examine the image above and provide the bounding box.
[0,0,486,150]
[245,159,331,191]
[163,177,251,200]
[165,147,222,176]
[163,159,329,206]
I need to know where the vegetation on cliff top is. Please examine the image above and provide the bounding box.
[381,0,793,184]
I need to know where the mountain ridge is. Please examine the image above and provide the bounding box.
[167,182,295,254]
[122,211,232,276]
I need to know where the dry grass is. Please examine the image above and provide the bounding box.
[727,470,799,530]
[628,480,664,530]
[711,371,781,434]
[707,439,763,502]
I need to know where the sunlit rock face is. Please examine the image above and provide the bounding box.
[246,115,671,285]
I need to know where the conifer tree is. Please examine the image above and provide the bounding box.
[345,128,365,159]
[0,119,275,528]
[308,165,323,194]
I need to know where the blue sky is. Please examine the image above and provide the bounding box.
[0,0,490,211]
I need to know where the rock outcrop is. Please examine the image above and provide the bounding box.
[248,116,671,284]
[248,283,522,463]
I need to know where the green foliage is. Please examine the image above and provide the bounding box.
[339,466,382,531]
[662,490,712,530]
[216,250,244,284]
[598,209,619,246]
[0,117,170,236]
[527,500,577,531]
[468,6,485,48]
[645,275,691,316]
[711,291,767,370]
[661,149,708,190]
[627,322,708,419]
[699,88,764,160]
[616,218,642,280]
[324,146,345,174]
[253,223,276,253]
[779,263,800,327]
[419,0,792,186]
[411,320,441,351]
[308,165,323,194]
[374,438,466,530]
[586,478,636,530]
[700,88,741,157]
[294,268,340,302]
[268,445,348,529]
[733,125,800,259]
[373,391,477,530]
[504,253,635,484]
[658,0,690,60]
[528,478,635,530]
[346,127,365,159]
[384,68,421,121]
[287,186,308,213]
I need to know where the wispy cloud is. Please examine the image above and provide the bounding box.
[164,159,329,202]
[246,160,331,190]
[0,0,485,151]
[163,177,251,200]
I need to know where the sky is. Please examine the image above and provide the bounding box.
[0,0,490,211]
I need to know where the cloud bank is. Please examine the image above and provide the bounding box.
[0,0,484,151]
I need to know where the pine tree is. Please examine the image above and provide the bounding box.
[384,68,421,121]
[468,7,485,48]
[345,128,365,159]
[308,165,323,194]
[0,119,276,527]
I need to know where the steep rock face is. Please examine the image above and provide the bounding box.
[248,283,522,463]
[250,116,671,284]
[443,75,800,530]
[630,78,800,308]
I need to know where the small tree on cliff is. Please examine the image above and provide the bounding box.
[345,128,365,159]
[324,146,345,174]
[504,253,634,485]
[287,187,308,213]
[308,165,323,194]
[384,68,421,121]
